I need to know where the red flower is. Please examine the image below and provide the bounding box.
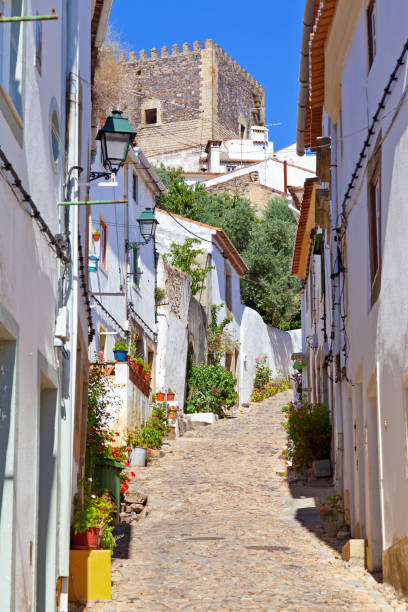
[111,439,116,442]
[115,432,120,436]
[91,428,96,433]
[131,472,135,477]
[125,462,130,466]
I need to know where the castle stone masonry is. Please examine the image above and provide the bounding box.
[124,40,265,157]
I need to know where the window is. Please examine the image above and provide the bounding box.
[9,0,23,116]
[225,266,232,312]
[145,108,157,125]
[97,325,107,361]
[0,1,4,84]
[367,0,377,70]
[133,246,140,287]
[0,0,23,121]
[368,146,381,304]
[132,174,138,202]
[50,109,60,164]
[99,218,108,272]
[35,11,42,74]
[225,352,233,371]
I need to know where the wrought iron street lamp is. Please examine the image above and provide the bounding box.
[90,110,136,182]
[126,208,158,249]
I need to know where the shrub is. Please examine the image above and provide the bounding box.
[186,364,237,415]
[250,379,291,402]
[253,356,271,390]
[281,401,331,470]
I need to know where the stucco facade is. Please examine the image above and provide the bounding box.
[294,0,408,594]
[89,146,166,434]
[0,2,112,610]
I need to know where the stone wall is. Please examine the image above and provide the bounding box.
[122,40,265,157]
[206,171,283,217]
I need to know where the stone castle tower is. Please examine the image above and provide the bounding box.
[120,39,265,158]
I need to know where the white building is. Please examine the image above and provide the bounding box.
[154,209,301,406]
[155,209,248,406]
[89,146,166,433]
[0,1,112,610]
[294,0,408,595]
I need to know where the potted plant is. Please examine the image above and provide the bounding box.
[125,427,147,467]
[92,229,101,242]
[156,391,165,402]
[167,389,175,402]
[113,341,128,362]
[71,486,115,550]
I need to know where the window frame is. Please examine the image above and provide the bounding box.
[0,0,24,142]
[367,145,381,306]
[367,0,377,71]
[132,173,138,203]
[132,246,140,287]
[99,217,108,274]
[225,265,232,313]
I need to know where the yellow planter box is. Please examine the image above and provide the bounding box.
[68,549,111,603]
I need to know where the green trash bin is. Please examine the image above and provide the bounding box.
[94,459,125,521]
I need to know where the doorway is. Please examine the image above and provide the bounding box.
[36,381,58,612]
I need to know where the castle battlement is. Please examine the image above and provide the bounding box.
[123,39,264,92]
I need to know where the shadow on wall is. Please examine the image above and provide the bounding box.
[239,306,301,405]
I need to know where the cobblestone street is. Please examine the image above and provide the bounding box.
[82,391,407,611]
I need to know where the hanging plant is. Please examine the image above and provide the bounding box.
[93,229,101,242]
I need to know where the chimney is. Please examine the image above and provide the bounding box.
[206,140,222,173]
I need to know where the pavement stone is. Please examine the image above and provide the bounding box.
[71,391,408,611]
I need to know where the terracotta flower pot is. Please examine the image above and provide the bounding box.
[92,232,100,242]
[71,527,100,550]
[167,392,175,401]
[156,392,165,402]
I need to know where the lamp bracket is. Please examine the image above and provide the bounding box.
[126,239,149,250]
[89,171,116,183]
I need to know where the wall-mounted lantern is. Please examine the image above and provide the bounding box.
[90,110,136,182]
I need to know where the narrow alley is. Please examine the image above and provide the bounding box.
[76,392,405,612]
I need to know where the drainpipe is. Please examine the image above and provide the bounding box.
[123,163,128,333]
[283,160,288,193]
[296,0,316,156]
[59,2,80,609]
[376,360,386,555]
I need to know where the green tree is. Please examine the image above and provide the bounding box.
[164,238,214,296]
[155,165,255,253]
[156,166,300,329]
[197,192,256,253]
[156,165,207,220]
[241,198,300,328]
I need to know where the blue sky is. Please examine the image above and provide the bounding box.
[109,0,305,151]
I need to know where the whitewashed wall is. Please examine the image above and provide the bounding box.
[89,146,159,361]
[239,306,301,405]
[155,256,191,406]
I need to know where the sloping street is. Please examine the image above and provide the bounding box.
[79,391,405,611]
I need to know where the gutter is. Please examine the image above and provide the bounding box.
[133,147,167,194]
[296,0,316,156]
[94,0,113,48]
